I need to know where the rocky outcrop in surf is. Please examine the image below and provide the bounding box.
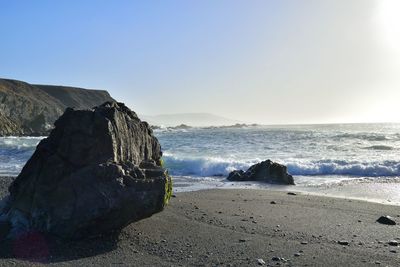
[227,160,295,185]
[0,102,172,240]
[0,78,115,136]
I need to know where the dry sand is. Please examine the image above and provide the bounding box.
[1,176,400,266]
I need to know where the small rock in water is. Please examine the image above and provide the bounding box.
[388,240,398,246]
[390,249,397,253]
[377,216,396,225]
[257,258,266,265]
[287,192,297,195]
[270,201,277,204]
[271,256,281,261]
[301,241,308,245]
[294,253,301,257]
[338,240,349,246]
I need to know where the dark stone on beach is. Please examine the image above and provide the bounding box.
[388,240,398,246]
[0,102,172,239]
[227,170,245,181]
[376,216,396,225]
[270,201,277,204]
[287,192,297,195]
[257,258,266,265]
[227,160,295,185]
[271,256,281,261]
[338,240,349,246]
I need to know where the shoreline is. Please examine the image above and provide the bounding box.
[3,175,400,206]
[1,178,400,266]
[173,175,400,206]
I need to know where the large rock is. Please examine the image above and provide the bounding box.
[0,102,172,240]
[227,160,295,185]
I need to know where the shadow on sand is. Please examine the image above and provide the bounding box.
[0,230,120,264]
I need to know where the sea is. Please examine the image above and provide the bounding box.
[1,123,400,204]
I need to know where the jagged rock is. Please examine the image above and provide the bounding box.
[0,102,172,240]
[227,160,295,185]
[377,216,396,225]
[0,112,22,136]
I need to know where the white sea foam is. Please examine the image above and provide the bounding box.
[163,154,400,178]
[163,153,257,177]
[286,160,400,177]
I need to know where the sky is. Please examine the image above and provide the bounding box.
[0,0,399,125]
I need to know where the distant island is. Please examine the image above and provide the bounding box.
[0,78,115,136]
[140,113,242,127]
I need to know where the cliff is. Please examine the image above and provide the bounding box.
[0,78,115,136]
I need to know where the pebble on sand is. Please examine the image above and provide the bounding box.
[376,216,396,225]
[257,258,266,265]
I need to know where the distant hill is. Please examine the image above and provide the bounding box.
[140,113,241,127]
[0,78,115,136]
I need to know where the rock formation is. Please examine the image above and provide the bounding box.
[227,160,295,185]
[0,112,23,136]
[0,78,115,136]
[0,102,172,240]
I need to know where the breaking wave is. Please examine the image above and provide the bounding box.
[163,154,400,178]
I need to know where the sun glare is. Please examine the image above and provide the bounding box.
[377,0,400,52]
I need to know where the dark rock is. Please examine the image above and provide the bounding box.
[287,192,297,195]
[227,170,245,181]
[169,124,192,130]
[270,201,277,204]
[338,240,349,246]
[377,216,396,225]
[0,102,172,239]
[227,160,295,185]
[388,240,398,246]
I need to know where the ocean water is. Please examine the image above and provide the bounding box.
[1,123,400,203]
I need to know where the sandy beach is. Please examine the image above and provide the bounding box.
[0,176,400,266]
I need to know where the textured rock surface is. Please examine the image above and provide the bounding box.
[227,160,295,185]
[0,102,172,240]
[0,78,115,136]
[0,112,22,136]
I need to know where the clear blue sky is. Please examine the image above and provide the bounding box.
[1,0,399,124]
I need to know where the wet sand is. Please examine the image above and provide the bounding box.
[1,177,400,266]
